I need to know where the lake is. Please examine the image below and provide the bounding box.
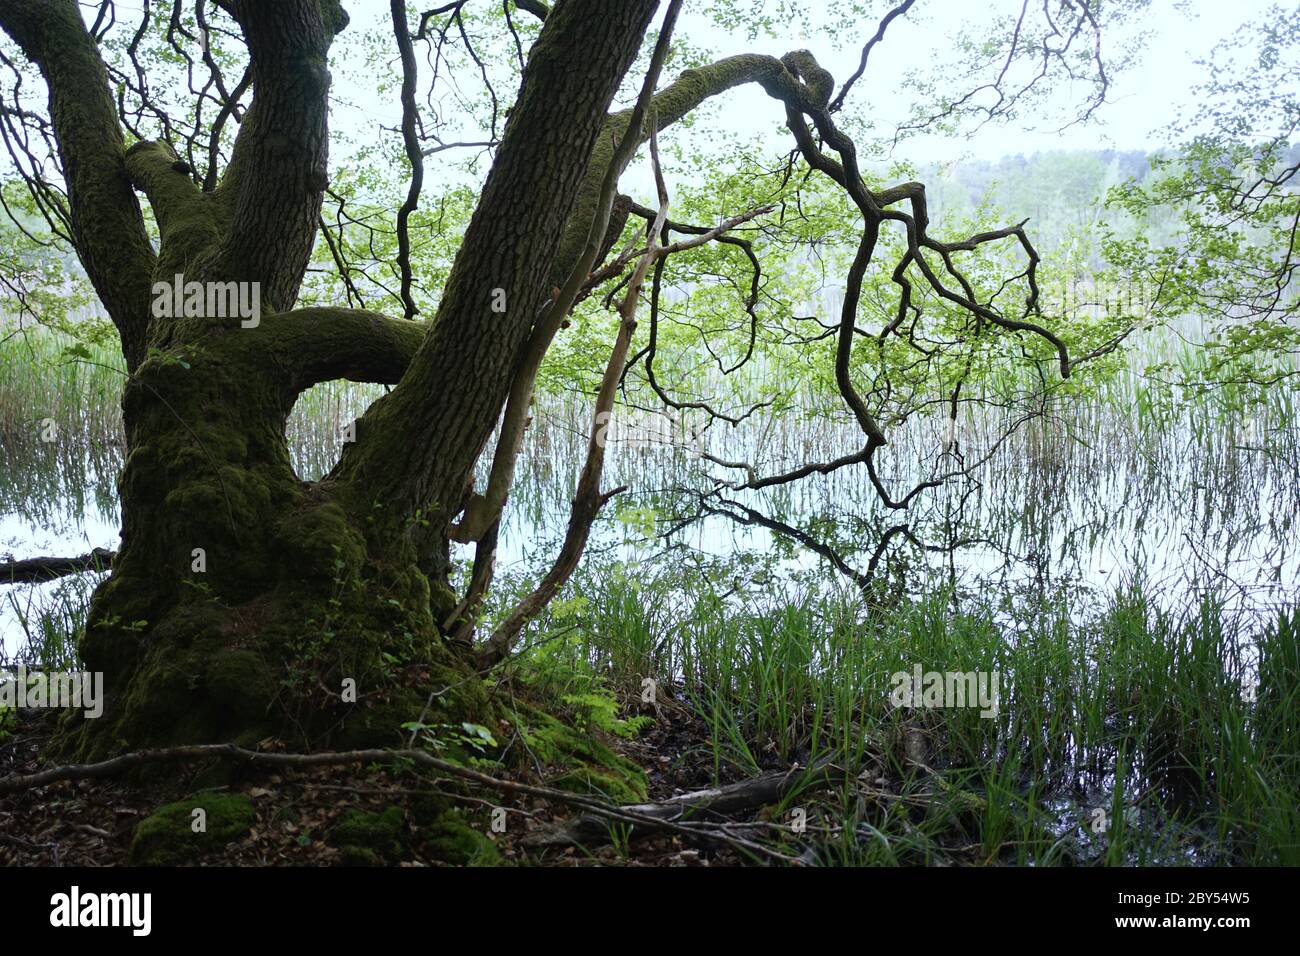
[3,320,1296,661]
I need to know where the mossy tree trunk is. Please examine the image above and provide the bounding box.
[0,0,658,756]
[0,0,825,758]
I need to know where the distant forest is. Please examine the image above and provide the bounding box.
[924,145,1300,257]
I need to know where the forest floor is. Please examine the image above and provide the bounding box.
[0,705,750,867]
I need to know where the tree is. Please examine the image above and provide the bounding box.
[0,0,1124,757]
[1105,6,1299,393]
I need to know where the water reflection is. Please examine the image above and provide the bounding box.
[2,354,1297,657]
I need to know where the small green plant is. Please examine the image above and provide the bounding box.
[518,636,652,739]
[607,821,633,861]
[401,720,499,756]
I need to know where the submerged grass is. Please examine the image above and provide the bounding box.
[0,573,94,671]
[0,329,123,524]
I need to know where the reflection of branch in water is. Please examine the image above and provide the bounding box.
[679,487,1013,599]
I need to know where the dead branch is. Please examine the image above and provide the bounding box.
[0,549,114,584]
[523,757,849,850]
[473,123,672,671]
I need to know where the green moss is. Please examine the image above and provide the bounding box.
[420,810,501,866]
[428,580,459,624]
[333,691,425,750]
[319,0,350,36]
[205,648,275,721]
[129,793,255,866]
[274,500,368,586]
[332,806,406,861]
[57,336,502,761]
[123,141,226,274]
[781,50,833,106]
[508,703,648,804]
[338,846,384,867]
[409,792,453,826]
[550,766,646,805]
[61,604,284,759]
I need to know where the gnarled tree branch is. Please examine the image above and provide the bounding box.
[0,0,157,369]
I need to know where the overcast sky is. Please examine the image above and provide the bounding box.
[660,0,1288,162]
[81,0,1292,168]
[308,0,1290,176]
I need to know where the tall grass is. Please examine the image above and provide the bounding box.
[0,573,93,670]
[520,563,1299,865]
[0,329,123,524]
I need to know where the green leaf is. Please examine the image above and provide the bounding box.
[460,722,497,747]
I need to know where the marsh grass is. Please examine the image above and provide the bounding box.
[0,330,123,524]
[517,563,1299,865]
[0,573,94,670]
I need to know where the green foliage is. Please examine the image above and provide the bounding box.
[517,637,651,741]
[1105,7,1300,392]
[401,719,500,757]
[517,555,1299,864]
[0,183,99,337]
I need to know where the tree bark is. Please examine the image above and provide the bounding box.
[0,0,661,758]
[205,0,344,313]
[330,0,660,555]
[0,0,838,760]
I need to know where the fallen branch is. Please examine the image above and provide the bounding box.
[0,549,114,584]
[522,758,849,849]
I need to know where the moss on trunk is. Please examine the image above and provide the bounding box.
[57,333,491,760]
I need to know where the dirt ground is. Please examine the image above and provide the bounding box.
[0,704,756,867]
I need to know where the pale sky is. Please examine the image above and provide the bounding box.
[668,0,1288,161]
[851,0,1285,160]
[320,0,1289,166]
[55,0,1296,180]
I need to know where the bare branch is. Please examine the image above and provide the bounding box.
[391,0,425,320]
[828,0,915,113]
